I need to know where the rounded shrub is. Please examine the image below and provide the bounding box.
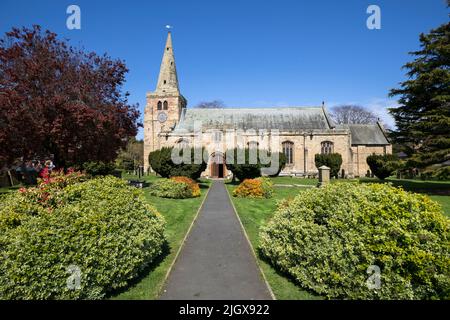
[259,182,450,299]
[0,176,165,299]
[233,177,274,199]
[226,148,286,181]
[148,178,199,199]
[366,154,400,180]
[314,153,343,179]
[81,161,116,176]
[149,147,207,180]
[171,176,201,197]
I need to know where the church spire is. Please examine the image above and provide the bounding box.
[155,31,179,94]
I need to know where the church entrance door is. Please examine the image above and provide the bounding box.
[210,153,225,178]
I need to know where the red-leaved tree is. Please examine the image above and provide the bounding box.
[0,25,140,168]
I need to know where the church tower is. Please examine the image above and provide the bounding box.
[144,31,187,171]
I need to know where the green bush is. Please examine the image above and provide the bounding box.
[148,178,194,199]
[366,154,400,180]
[149,147,207,180]
[226,148,285,181]
[149,147,173,178]
[315,153,343,178]
[259,182,450,299]
[82,161,116,176]
[433,167,450,181]
[0,176,165,299]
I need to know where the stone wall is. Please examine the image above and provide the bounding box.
[146,123,391,178]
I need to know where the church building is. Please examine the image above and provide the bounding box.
[144,32,392,178]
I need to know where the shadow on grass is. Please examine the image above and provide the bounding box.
[255,247,322,300]
[106,240,171,299]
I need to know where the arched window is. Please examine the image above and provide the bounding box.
[163,101,168,110]
[282,141,294,165]
[157,101,162,110]
[248,141,259,149]
[321,141,334,154]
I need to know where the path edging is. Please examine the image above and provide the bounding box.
[157,184,211,298]
[225,184,276,300]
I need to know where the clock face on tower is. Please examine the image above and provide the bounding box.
[157,112,168,123]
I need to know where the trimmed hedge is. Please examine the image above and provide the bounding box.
[233,177,274,199]
[366,154,400,180]
[259,182,450,299]
[148,178,199,199]
[314,153,343,178]
[0,176,165,299]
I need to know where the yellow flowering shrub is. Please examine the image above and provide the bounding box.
[171,176,201,197]
[233,177,273,199]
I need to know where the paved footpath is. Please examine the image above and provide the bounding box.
[160,180,273,300]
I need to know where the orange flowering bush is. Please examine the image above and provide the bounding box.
[170,176,201,197]
[233,177,273,199]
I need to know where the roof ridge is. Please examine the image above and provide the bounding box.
[187,106,323,110]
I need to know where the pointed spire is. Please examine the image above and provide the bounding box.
[155,31,180,94]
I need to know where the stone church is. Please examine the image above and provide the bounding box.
[144,32,391,178]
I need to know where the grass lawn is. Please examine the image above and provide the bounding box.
[269,176,318,186]
[429,195,450,218]
[226,183,321,300]
[0,185,22,195]
[110,174,210,299]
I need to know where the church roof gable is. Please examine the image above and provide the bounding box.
[347,123,390,145]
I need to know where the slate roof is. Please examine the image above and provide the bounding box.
[348,123,390,145]
[172,107,390,146]
[174,107,334,131]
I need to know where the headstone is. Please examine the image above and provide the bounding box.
[318,165,330,187]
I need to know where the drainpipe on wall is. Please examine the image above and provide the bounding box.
[303,133,307,173]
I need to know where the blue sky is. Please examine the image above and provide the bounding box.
[1,0,448,138]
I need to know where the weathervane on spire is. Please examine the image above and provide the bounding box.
[165,25,173,30]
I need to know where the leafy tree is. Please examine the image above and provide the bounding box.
[389,9,450,167]
[366,154,400,180]
[116,137,143,171]
[194,100,226,108]
[0,25,139,168]
[330,105,378,124]
[314,153,343,179]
